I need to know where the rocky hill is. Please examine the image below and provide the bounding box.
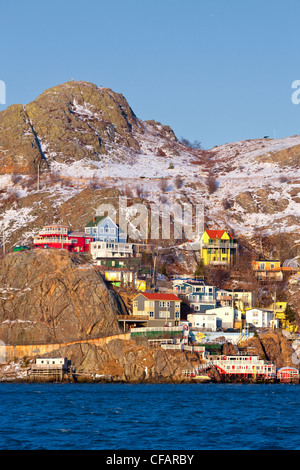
[0,80,300,264]
[0,249,126,344]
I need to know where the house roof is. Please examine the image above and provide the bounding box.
[85,216,107,227]
[138,293,182,301]
[68,231,93,238]
[205,229,233,239]
[253,260,280,263]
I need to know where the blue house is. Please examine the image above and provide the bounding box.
[85,216,127,243]
[173,280,218,313]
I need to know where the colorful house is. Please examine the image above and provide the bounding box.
[205,306,241,330]
[173,280,217,312]
[245,308,279,329]
[187,312,219,331]
[199,230,237,266]
[213,355,276,380]
[132,292,182,327]
[85,215,126,243]
[90,241,134,262]
[33,225,93,253]
[104,270,150,291]
[268,302,298,333]
[277,367,299,383]
[217,290,255,313]
[252,260,283,281]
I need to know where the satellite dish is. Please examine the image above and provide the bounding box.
[282,259,300,268]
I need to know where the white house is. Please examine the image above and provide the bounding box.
[187,313,218,331]
[90,241,134,261]
[207,306,241,330]
[246,308,278,329]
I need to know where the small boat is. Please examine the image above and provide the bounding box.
[193,375,211,382]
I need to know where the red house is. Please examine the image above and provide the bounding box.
[33,225,93,253]
[277,367,299,383]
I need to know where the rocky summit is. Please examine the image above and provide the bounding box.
[0,81,177,174]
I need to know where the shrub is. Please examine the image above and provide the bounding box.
[175,175,183,189]
[207,172,218,194]
[11,174,22,185]
[157,148,166,157]
[158,178,168,193]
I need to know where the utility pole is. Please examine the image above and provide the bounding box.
[152,255,157,290]
[2,228,5,255]
[37,164,40,191]
[273,291,277,329]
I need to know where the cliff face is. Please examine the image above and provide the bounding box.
[0,249,126,344]
[30,338,201,383]
[239,330,295,369]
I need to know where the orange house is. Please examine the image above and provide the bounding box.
[252,260,283,281]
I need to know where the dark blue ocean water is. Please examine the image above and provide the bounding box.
[0,382,299,450]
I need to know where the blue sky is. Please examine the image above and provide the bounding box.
[0,0,299,149]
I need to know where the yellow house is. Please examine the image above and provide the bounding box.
[136,279,148,291]
[268,301,298,333]
[200,230,237,266]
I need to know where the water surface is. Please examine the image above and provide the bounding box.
[0,383,299,450]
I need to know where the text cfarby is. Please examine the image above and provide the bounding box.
[106,454,194,466]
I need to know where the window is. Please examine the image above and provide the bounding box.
[149,311,154,318]
[100,228,104,234]
[159,311,170,318]
[175,311,180,318]
[159,301,170,308]
[133,301,138,308]
[111,228,116,234]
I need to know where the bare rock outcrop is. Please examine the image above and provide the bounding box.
[239,330,295,368]
[38,338,200,383]
[0,249,125,344]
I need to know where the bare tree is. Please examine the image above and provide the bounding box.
[180,137,202,150]
[207,170,218,194]
[158,178,168,193]
[175,175,183,189]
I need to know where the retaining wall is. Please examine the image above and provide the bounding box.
[3,333,131,362]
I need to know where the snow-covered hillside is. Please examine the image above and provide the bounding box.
[0,80,300,255]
